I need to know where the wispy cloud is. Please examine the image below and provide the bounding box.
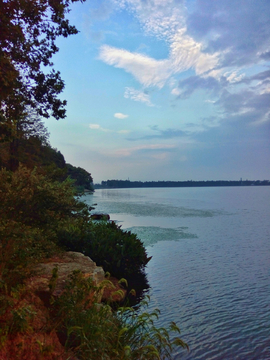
[89,123,130,134]
[100,0,270,121]
[89,123,111,132]
[187,0,270,68]
[177,75,228,99]
[112,143,176,157]
[216,88,270,125]
[99,35,219,89]
[114,112,129,119]
[128,125,188,141]
[99,45,170,88]
[99,0,220,91]
[124,87,154,106]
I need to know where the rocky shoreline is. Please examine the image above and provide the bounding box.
[0,252,126,360]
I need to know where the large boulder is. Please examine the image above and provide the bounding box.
[27,252,105,297]
[1,257,126,360]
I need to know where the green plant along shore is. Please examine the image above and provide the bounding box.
[0,1,188,358]
[0,165,188,359]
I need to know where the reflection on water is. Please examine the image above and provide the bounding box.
[84,187,270,360]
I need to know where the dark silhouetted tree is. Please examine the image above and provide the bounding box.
[0,0,85,170]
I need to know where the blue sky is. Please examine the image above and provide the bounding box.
[46,0,270,183]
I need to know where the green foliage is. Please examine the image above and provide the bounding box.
[53,270,118,358]
[0,219,57,288]
[88,222,152,278]
[66,163,94,191]
[0,165,87,228]
[0,0,85,171]
[0,0,86,121]
[0,120,94,186]
[52,271,188,360]
[0,285,36,345]
[57,221,151,278]
[0,165,88,287]
[10,305,36,334]
[116,299,189,359]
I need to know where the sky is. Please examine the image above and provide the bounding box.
[46,0,270,183]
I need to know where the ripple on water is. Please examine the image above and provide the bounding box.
[84,188,270,360]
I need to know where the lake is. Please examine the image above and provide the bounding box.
[84,186,270,360]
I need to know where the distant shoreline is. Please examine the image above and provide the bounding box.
[94,179,270,189]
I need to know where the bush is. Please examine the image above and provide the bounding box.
[0,219,58,288]
[0,166,88,288]
[89,221,151,278]
[57,221,152,278]
[0,165,88,229]
[53,271,188,360]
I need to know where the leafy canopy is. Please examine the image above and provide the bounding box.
[0,0,85,121]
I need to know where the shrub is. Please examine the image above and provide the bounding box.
[57,221,152,278]
[0,165,88,230]
[53,271,188,360]
[88,221,152,278]
[116,299,189,359]
[0,219,58,288]
[0,166,88,288]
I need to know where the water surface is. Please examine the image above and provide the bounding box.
[84,187,270,359]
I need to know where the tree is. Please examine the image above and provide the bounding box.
[0,0,85,170]
[66,163,94,191]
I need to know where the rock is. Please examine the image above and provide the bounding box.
[27,252,105,297]
[26,251,126,304]
[1,252,124,360]
[90,212,110,221]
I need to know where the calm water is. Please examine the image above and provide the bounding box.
[84,187,270,359]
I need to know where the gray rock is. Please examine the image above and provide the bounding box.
[27,252,105,297]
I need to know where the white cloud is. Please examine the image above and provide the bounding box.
[114,112,129,119]
[169,29,219,75]
[99,45,170,88]
[89,124,101,129]
[124,87,154,106]
[260,86,270,95]
[112,0,186,40]
[89,123,111,132]
[89,123,129,134]
[171,87,181,96]
[99,0,220,90]
[223,71,245,83]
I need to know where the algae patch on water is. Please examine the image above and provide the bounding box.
[126,226,197,247]
[90,200,223,218]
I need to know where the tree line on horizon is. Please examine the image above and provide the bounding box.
[96,179,270,189]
